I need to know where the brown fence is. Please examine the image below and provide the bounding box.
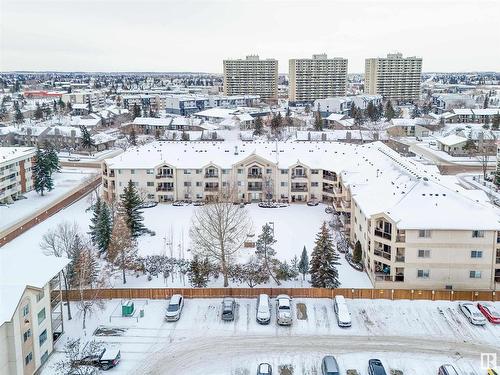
[62,287,499,302]
[0,176,101,247]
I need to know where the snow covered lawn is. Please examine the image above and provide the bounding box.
[2,199,372,289]
[0,168,98,232]
[41,298,500,375]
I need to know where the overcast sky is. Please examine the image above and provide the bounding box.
[1,0,499,73]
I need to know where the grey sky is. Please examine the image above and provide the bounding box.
[1,0,499,73]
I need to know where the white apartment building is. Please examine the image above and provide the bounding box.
[364,53,422,103]
[0,251,68,375]
[223,55,278,101]
[61,91,106,109]
[314,94,383,116]
[0,147,35,204]
[289,54,348,104]
[101,140,500,290]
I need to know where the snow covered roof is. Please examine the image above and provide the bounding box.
[452,109,474,115]
[133,117,173,127]
[325,113,347,122]
[436,134,467,146]
[0,250,69,324]
[70,115,101,127]
[194,107,237,119]
[0,146,36,164]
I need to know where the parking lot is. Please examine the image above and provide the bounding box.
[42,297,500,374]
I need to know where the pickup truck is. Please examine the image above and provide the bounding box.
[73,348,121,370]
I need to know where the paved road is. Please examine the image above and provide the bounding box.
[135,334,498,374]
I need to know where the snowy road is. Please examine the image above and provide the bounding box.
[135,334,494,374]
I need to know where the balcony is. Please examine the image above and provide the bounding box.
[340,198,351,210]
[374,229,392,241]
[109,171,115,177]
[156,173,173,179]
[323,174,337,182]
[333,186,343,196]
[291,173,308,179]
[248,185,262,191]
[322,187,334,194]
[247,173,263,179]
[374,273,393,282]
[291,185,308,192]
[396,234,406,242]
[204,186,219,192]
[204,173,219,179]
[374,249,391,261]
[157,186,174,192]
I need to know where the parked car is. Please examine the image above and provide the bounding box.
[68,157,81,162]
[477,302,500,324]
[438,364,459,375]
[193,200,205,206]
[73,348,121,371]
[276,294,292,326]
[257,363,272,375]
[256,294,271,324]
[307,200,319,206]
[165,294,184,321]
[459,302,486,325]
[221,297,236,321]
[321,355,340,375]
[333,295,351,327]
[172,201,184,206]
[368,359,387,375]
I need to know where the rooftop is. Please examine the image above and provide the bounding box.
[0,146,36,164]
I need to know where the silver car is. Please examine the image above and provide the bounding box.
[276,294,292,326]
[165,294,184,322]
[459,302,486,325]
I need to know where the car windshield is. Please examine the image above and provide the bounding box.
[279,305,290,310]
[167,304,179,312]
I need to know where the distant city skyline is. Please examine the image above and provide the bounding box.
[1,0,499,73]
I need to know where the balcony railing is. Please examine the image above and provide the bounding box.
[374,229,392,241]
[396,235,406,242]
[291,186,308,192]
[340,199,351,210]
[157,186,174,191]
[156,174,173,179]
[204,186,219,192]
[323,174,336,181]
[204,174,219,178]
[248,186,262,191]
[323,187,334,194]
[374,274,393,282]
[374,249,391,260]
[247,173,262,179]
[395,255,405,263]
[291,173,308,179]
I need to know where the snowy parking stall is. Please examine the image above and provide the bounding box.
[42,298,500,375]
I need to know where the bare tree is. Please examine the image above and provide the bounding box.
[107,214,138,284]
[476,139,496,180]
[189,194,253,287]
[40,221,79,320]
[55,338,103,375]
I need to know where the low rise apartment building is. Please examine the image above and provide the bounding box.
[0,251,68,375]
[101,141,500,290]
[0,147,35,204]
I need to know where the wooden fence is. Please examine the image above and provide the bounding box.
[62,287,499,302]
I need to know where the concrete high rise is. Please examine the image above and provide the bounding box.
[364,53,422,103]
[223,55,278,101]
[289,54,348,104]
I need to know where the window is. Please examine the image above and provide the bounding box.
[196,181,202,187]
[266,168,272,174]
[39,329,47,346]
[311,169,319,174]
[184,181,191,187]
[37,308,46,325]
[147,181,154,187]
[471,250,483,258]
[237,169,243,174]
[146,169,154,175]
[311,182,318,187]
[280,182,288,187]
[417,249,431,258]
[130,169,135,174]
[472,230,484,238]
[22,304,29,317]
[23,329,31,342]
[25,352,33,366]
[184,170,191,174]
[147,194,154,199]
[196,169,202,174]
[469,271,482,279]
[418,230,431,238]
[237,181,242,186]
[41,351,49,365]
[417,269,430,279]
[36,291,44,302]
[280,169,288,174]
[222,169,230,174]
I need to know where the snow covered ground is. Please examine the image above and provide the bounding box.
[41,298,500,375]
[0,168,98,232]
[1,197,372,288]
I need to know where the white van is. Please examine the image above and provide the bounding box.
[256,294,271,324]
[333,295,351,327]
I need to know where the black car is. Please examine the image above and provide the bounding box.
[368,359,387,375]
[74,349,121,371]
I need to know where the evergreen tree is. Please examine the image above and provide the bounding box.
[484,95,489,109]
[119,180,147,237]
[304,104,311,114]
[353,105,364,126]
[132,103,141,119]
[495,160,500,187]
[87,100,93,114]
[309,222,340,288]
[79,125,95,150]
[34,103,44,120]
[88,198,112,255]
[366,102,376,122]
[187,255,211,287]
[353,240,362,263]
[492,114,500,131]
[129,128,137,146]
[298,246,309,280]
[42,140,60,174]
[67,102,73,113]
[32,147,54,196]
[58,97,66,112]
[384,100,396,120]
[270,112,283,135]
[107,215,138,284]
[255,223,280,285]
[314,110,323,131]
[253,116,264,136]
[14,101,24,123]
[464,132,476,155]
[411,105,421,119]
[376,102,384,120]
